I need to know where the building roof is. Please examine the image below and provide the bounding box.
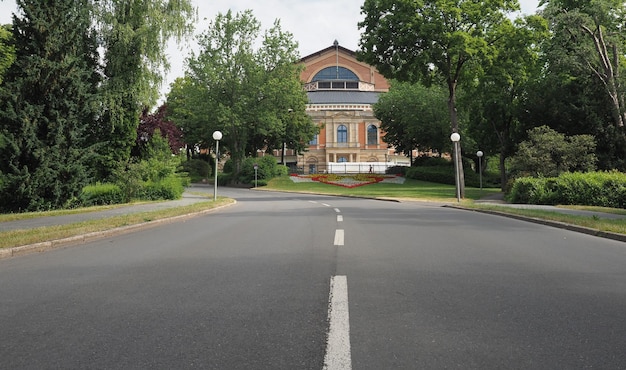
[307,90,381,105]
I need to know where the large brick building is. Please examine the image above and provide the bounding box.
[283,41,410,174]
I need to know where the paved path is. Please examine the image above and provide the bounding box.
[0,185,214,232]
[1,187,624,234]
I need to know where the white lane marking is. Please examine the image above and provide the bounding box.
[337,215,343,222]
[309,201,318,204]
[323,276,352,370]
[334,208,341,213]
[322,203,331,207]
[334,229,344,246]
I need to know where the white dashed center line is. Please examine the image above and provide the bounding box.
[323,275,352,370]
[334,229,344,246]
[337,215,343,222]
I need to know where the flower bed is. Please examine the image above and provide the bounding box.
[289,174,405,188]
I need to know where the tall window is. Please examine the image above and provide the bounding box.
[337,125,347,143]
[367,125,378,145]
[309,134,318,145]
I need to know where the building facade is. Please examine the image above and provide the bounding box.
[290,41,409,174]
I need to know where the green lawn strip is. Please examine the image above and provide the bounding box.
[265,175,501,201]
[0,199,234,249]
[0,201,160,223]
[267,175,626,235]
[463,203,626,235]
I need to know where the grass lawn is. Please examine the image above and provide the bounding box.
[264,175,501,202]
[263,175,626,236]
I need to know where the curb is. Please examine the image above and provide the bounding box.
[0,201,237,260]
[446,205,626,243]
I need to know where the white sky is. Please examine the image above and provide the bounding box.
[0,0,540,101]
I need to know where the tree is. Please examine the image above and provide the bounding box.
[176,10,315,178]
[89,0,196,180]
[165,76,207,160]
[0,0,100,212]
[373,81,449,161]
[0,24,15,85]
[358,0,518,197]
[464,15,549,189]
[510,125,597,177]
[133,105,184,160]
[541,0,626,129]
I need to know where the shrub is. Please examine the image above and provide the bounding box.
[140,177,185,200]
[506,171,626,207]
[180,158,211,183]
[405,166,456,185]
[386,166,407,175]
[80,183,124,206]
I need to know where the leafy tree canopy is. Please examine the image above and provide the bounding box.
[373,81,449,159]
[510,125,597,177]
[169,10,316,177]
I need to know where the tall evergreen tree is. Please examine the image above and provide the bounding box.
[0,0,100,212]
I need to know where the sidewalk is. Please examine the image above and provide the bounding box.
[0,185,214,233]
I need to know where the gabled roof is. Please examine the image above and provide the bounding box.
[300,42,356,63]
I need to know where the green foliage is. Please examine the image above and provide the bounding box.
[90,0,196,180]
[79,183,125,206]
[374,81,449,156]
[507,171,626,207]
[236,156,287,185]
[139,177,184,200]
[405,166,456,186]
[0,24,15,84]
[0,0,100,212]
[510,126,597,177]
[180,159,211,183]
[171,10,315,178]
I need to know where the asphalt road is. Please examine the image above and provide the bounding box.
[1,187,626,369]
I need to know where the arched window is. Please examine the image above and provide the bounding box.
[337,125,347,143]
[338,156,348,163]
[367,125,378,145]
[312,66,359,81]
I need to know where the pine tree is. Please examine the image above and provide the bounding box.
[0,0,100,212]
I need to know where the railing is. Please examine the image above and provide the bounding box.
[295,162,410,175]
[324,142,361,148]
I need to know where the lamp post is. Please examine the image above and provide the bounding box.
[476,150,484,192]
[212,130,222,201]
[450,133,461,202]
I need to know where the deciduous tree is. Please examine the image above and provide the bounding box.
[176,10,315,178]
[373,81,449,161]
[358,0,518,197]
[90,0,196,180]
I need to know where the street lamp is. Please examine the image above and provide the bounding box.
[212,130,222,201]
[450,132,461,202]
[476,150,484,192]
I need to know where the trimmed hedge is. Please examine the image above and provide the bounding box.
[506,171,626,207]
[80,183,125,206]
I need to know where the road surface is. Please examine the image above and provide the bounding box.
[1,188,625,369]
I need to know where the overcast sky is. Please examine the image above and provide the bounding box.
[0,0,540,100]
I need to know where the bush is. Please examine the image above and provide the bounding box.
[139,177,185,200]
[235,156,287,185]
[386,166,407,175]
[405,166,455,185]
[506,171,626,207]
[180,158,211,183]
[80,183,124,206]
